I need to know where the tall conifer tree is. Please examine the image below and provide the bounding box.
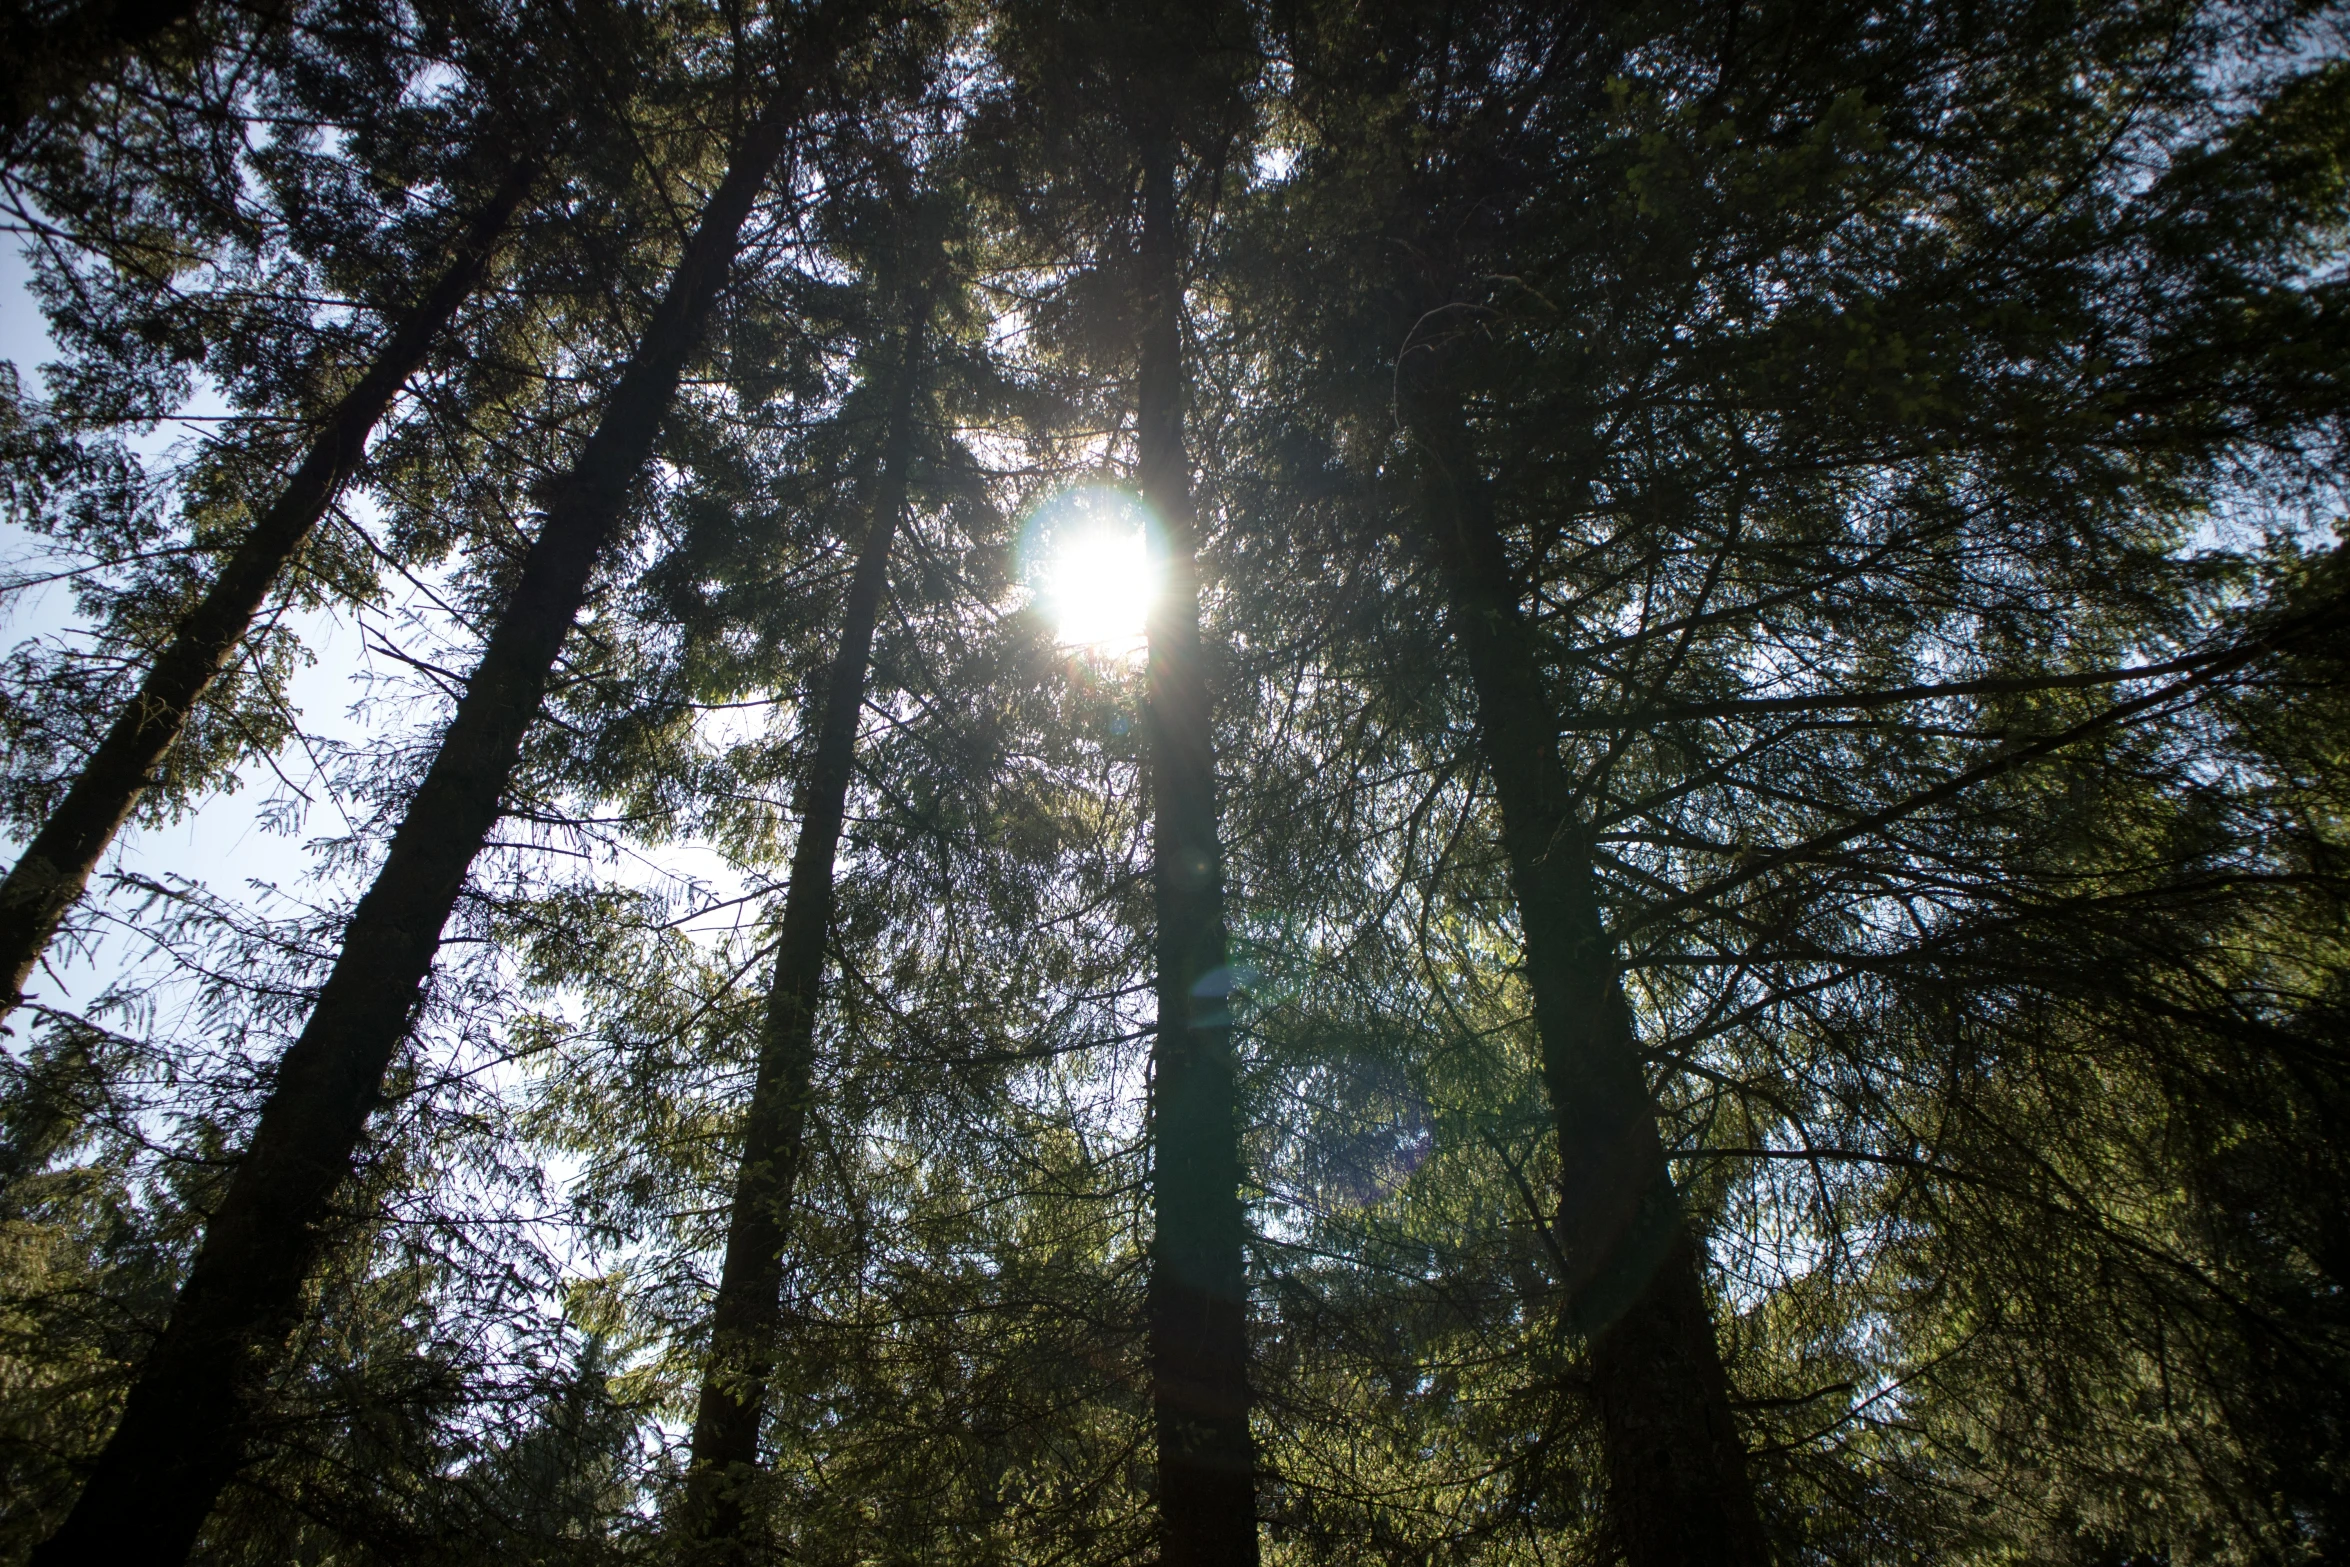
[0,0,2342,1561]
[0,146,537,1023]
[678,260,935,1563]
[1136,119,1260,1567]
[27,4,869,1555]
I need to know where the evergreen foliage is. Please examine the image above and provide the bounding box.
[0,0,2343,1562]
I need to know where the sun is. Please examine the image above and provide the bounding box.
[1028,488,1158,652]
[1046,526,1153,648]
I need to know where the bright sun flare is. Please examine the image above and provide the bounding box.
[1035,492,1157,650]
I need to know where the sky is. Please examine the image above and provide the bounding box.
[0,209,1143,1038]
[1,237,387,1020]
[0,231,813,1045]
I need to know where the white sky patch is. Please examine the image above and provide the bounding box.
[1252,143,1300,186]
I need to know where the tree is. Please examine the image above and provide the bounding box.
[27,2,870,1554]
[2,0,201,143]
[1216,0,2348,1557]
[0,140,536,1025]
[0,0,2342,1562]
[677,223,936,1564]
[976,5,1264,1561]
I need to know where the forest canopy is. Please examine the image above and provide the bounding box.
[0,0,2346,1563]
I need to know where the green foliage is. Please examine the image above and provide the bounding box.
[1,0,2345,1562]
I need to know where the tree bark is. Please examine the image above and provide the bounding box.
[1408,384,1769,1567]
[25,27,843,1561]
[675,289,928,1565]
[1137,134,1259,1567]
[0,152,537,1030]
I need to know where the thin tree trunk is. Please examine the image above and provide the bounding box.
[0,152,537,1029]
[3,0,202,138]
[26,27,845,1560]
[1409,386,1769,1567]
[1137,133,1258,1567]
[676,289,928,1564]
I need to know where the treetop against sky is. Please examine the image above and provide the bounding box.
[0,2,2345,1564]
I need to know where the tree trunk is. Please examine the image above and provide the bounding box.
[0,152,537,1030]
[1137,134,1259,1567]
[25,27,845,1560]
[675,289,928,1565]
[1408,387,1769,1567]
